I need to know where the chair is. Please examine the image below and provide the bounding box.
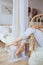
[29,14,43,56]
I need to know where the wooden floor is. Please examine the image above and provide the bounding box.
[0,41,28,65]
[0,40,5,48]
[0,59,28,65]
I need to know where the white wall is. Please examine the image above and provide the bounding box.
[28,0,43,13]
[0,0,13,24]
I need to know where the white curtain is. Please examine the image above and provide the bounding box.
[19,0,28,35]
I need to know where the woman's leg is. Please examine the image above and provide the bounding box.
[16,41,25,55]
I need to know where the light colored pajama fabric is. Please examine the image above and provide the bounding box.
[20,27,43,65]
[21,27,43,47]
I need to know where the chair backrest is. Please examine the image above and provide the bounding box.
[29,14,43,56]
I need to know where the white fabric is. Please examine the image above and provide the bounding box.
[21,27,43,47]
[0,26,9,34]
[0,26,12,37]
[0,26,12,35]
[29,47,43,65]
[0,26,12,44]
